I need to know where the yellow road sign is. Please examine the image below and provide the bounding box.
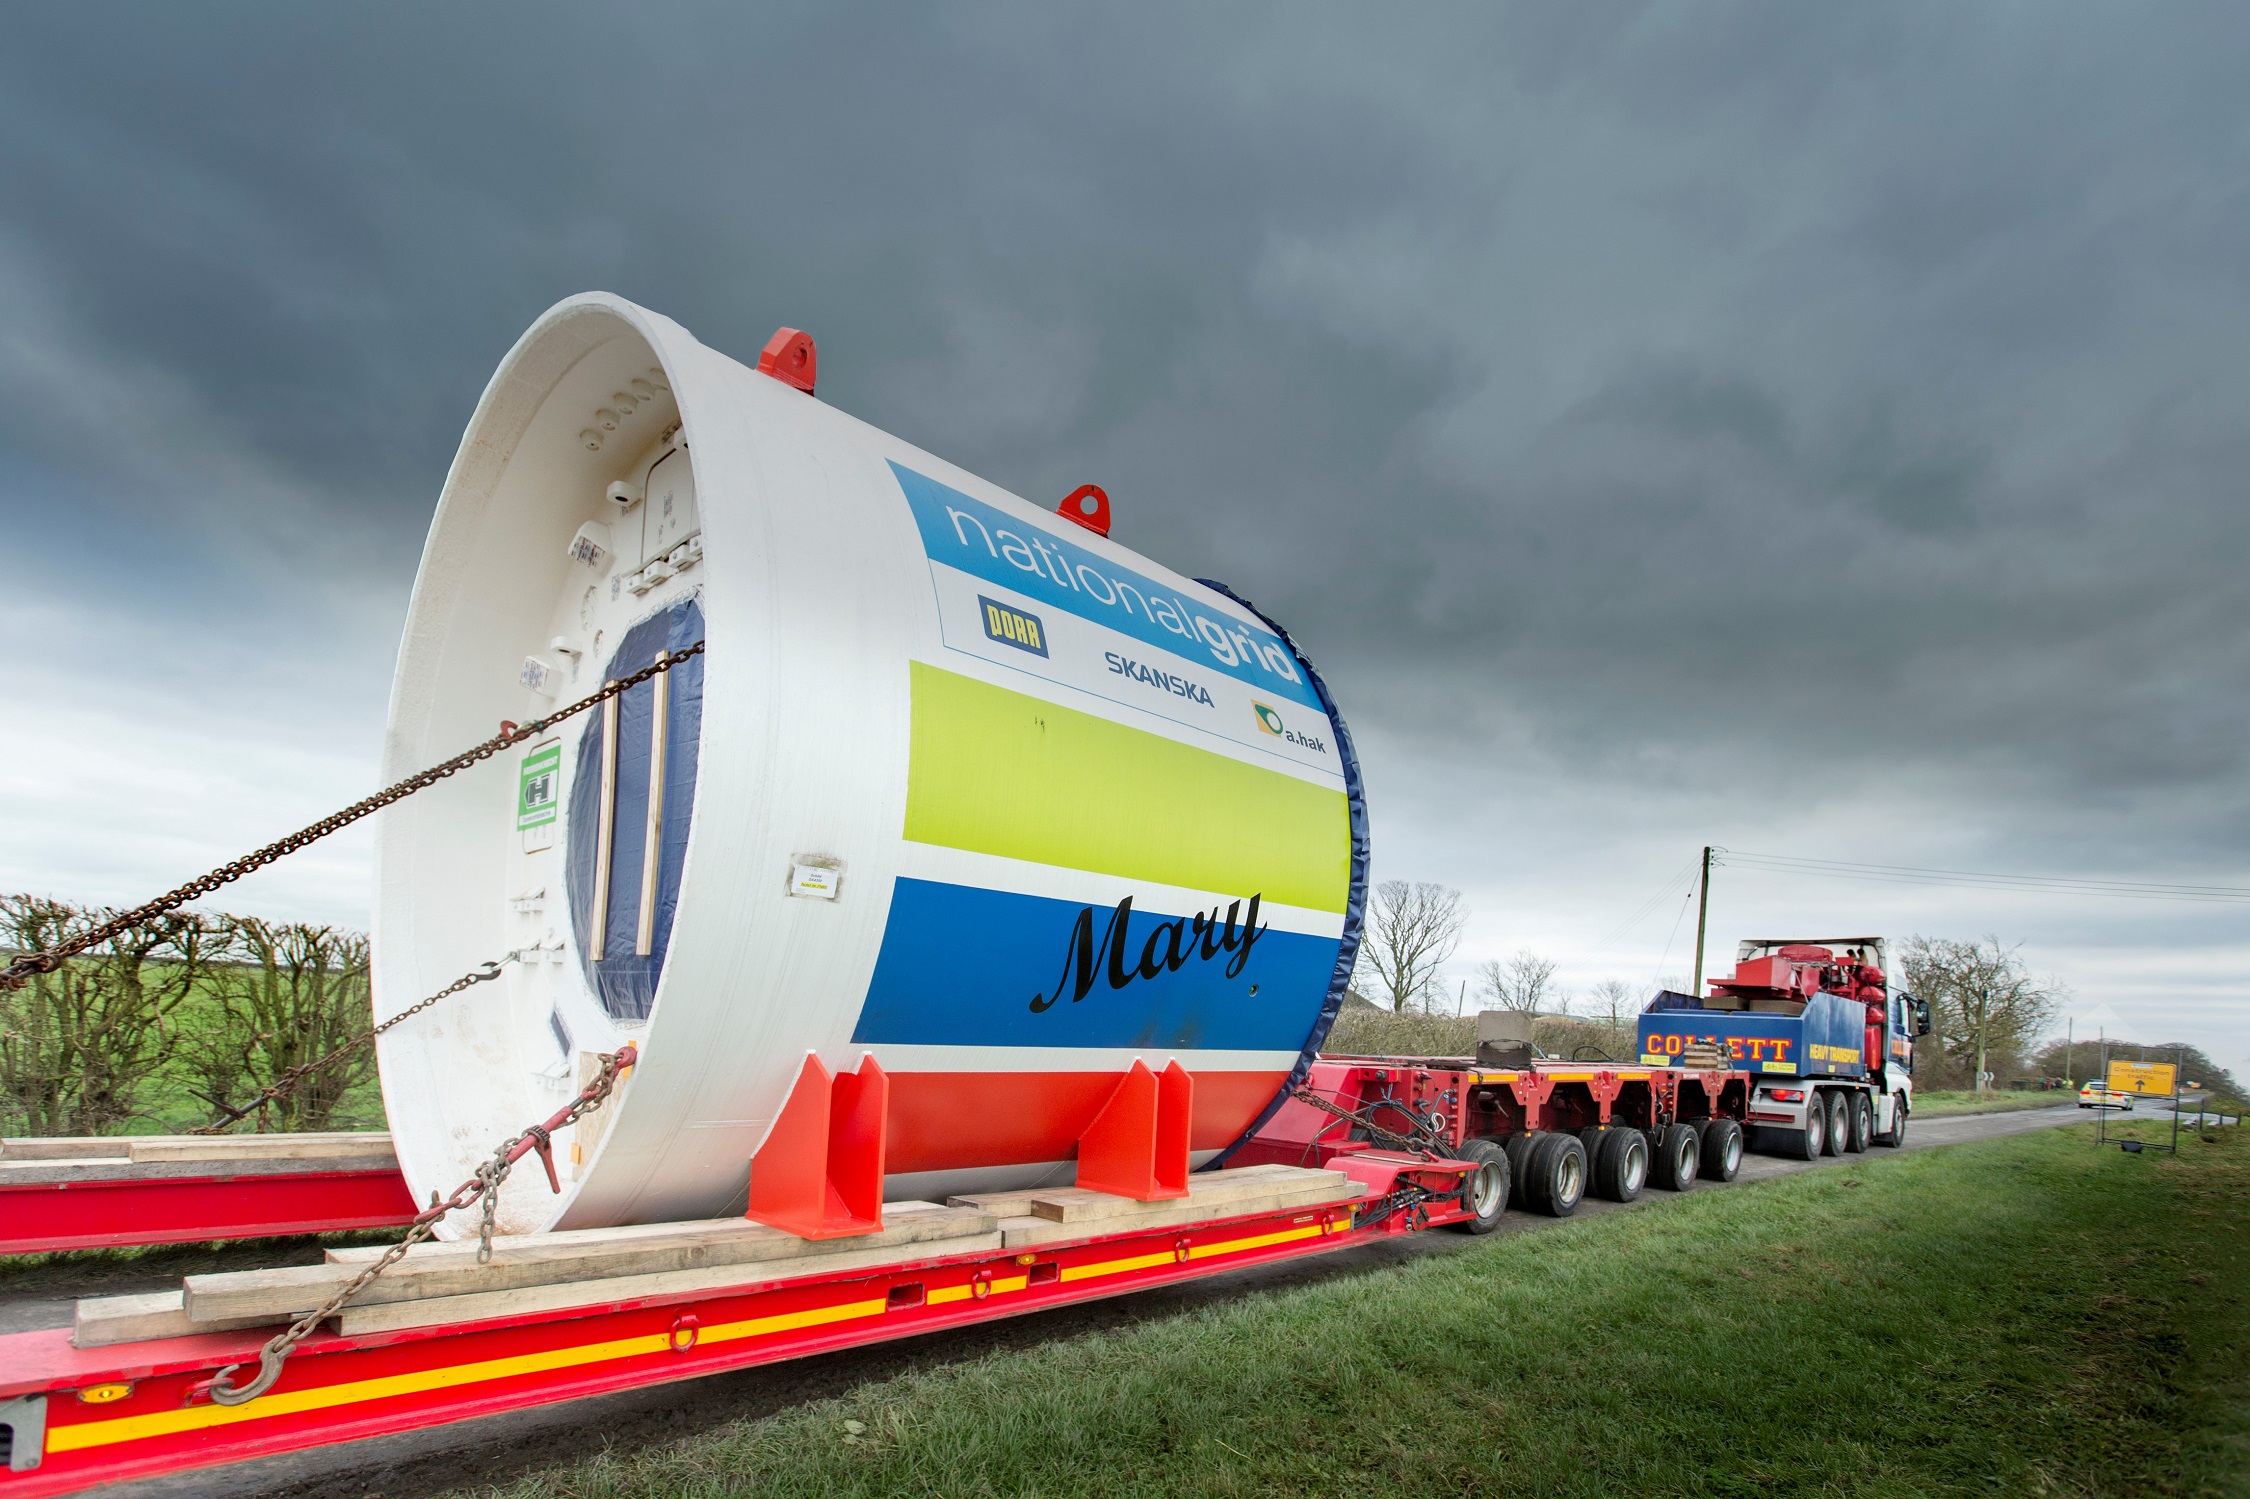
[2107,1061,2177,1096]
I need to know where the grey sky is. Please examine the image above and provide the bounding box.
[3,5,2245,1066]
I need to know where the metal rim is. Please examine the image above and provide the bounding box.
[1556,1147,1586,1206]
[1468,1160,1506,1219]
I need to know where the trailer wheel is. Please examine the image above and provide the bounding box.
[1592,1128,1648,1202]
[1845,1093,1873,1153]
[1503,1132,1547,1211]
[1524,1134,1587,1217]
[1821,1092,1848,1157]
[1449,1139,1511,1234]
[1874,1093,1907,1147]
[1650,1123,1700,1191]
[1699,1118,1744,1182]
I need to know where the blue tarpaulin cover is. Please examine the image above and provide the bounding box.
[566,599,706,1022]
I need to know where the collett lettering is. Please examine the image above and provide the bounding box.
[1029,894,1269,1012]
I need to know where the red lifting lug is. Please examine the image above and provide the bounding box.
[498,720,518,740]
[758,327,817,394]
[1059,484,1111,538]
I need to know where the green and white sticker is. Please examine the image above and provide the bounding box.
[517,742,562,830]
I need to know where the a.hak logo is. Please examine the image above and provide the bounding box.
[1252,702,1328,753]
[979,596,1048,657]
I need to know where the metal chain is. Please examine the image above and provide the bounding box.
[204,1043,637,1408]
[189,952,528,1134]
[1353,1179,1440,1232]
[0,642,705,992]
[1289,1084,1445,1155]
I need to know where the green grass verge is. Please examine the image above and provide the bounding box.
[448,1121,2248,1499]
[1911,1088,2077,1118]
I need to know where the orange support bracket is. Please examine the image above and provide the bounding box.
[746,1052,888,1239]
[1075,1059,1193,1201]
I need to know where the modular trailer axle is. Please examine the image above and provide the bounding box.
[1237,1055,1903,1220]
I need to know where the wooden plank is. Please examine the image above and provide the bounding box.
[72,1291,286,1350]
[333,1229,1005,1335]
[128,1133,393,1164]
[947,1164,1332,1224]
[997,1178,1361,1250]
[185,1201,996,1323]
[1,1137,136,1161]
[1023,1165,1346,1224]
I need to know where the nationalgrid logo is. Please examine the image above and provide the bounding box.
[979,596,1049,657]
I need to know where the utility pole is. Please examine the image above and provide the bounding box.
[2065,1017,2073,1087]
[1690,846,1713,999]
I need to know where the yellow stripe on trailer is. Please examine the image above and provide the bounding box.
[48,1298,890,1454]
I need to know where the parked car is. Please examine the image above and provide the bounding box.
[2078,1082,2133,1110]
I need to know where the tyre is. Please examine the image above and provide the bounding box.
[1845,1093,1873,1153]
[1874,1093,1907,1147]
[1650,1122,1701,1191]
[1592,1128,1649,1202]
[1821,1092,1848,1157]
[1699,1118,1744,1182]
[1787,1098,1826,1161]
[1448,1138,1511,1234]
[1504,1131,1547,1211]
[1524,1133,1588,1218]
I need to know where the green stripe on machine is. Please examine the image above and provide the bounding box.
[904,663,1350,914]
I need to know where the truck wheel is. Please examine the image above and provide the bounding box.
[1875,1094,1907,1148]
[1448,1139,1511,1234]
[1504,1132,1546,1210]
[1845,1093,1873,1153]
[1525,1134,1587,1218]
[1788,1100,1826,1161]
[1821,1092,1848,1157]
[1699,1119,1744,1182]
[1650,1123,1701,1191]
[1592,1128,1648,1202]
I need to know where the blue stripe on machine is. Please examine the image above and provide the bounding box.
[850,877,1340,1050]
[891,462,1324,712]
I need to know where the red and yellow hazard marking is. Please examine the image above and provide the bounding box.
[47,1297,889,1454]
[44,1216,1343,1462]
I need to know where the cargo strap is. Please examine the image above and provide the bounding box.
[203,1042,638,1408]
[0,643,706,993]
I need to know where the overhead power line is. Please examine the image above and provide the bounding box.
[1717,849,2250,905]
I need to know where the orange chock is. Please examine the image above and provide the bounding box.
[746,1052,887,1239]
[1075,1059,1192,1201]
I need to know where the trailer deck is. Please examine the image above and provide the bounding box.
[0,1154,1474,1494]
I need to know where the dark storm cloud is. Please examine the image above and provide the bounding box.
[5,2,2249,870]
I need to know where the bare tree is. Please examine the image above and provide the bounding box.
[1899,935,2059,1093]
[185,918,375,1132]
[1476,950,1560,1014]
[1356,881,1465,1012]
[0,895,220,1135]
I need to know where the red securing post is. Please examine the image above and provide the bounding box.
[758,327,818,393]
[1075,1059,1192,1201]
[746,1052,887,1238]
